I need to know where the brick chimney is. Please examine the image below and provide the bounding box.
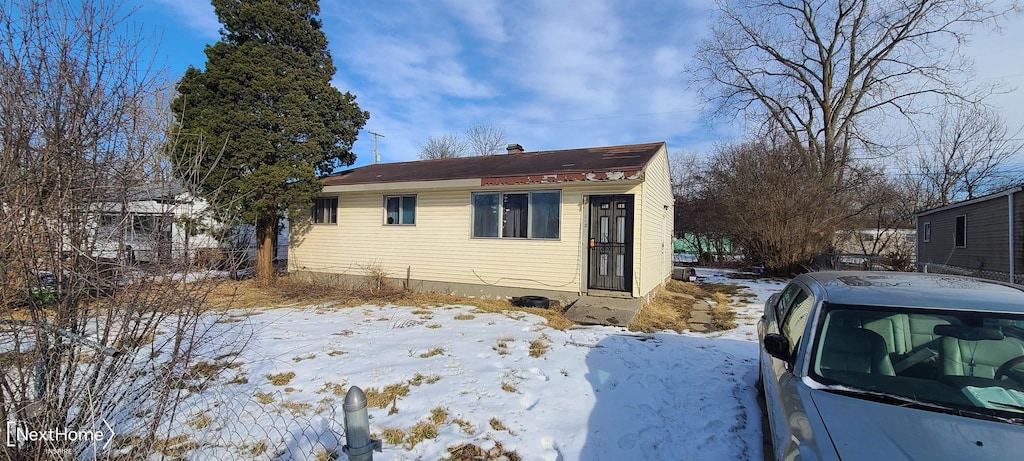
[506,143,524,154]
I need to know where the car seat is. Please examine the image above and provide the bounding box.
[939,335,1024,379]
[819,327,895,376]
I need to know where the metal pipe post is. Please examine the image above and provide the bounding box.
[342,386,381,461]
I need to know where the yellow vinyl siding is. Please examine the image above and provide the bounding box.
[292,183,633,294]
[636,147,674,298]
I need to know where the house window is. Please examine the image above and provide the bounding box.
[955,215,967,248]
[472,190,560,239]
[313,197,337,224]
[385,195,416,225]
[862,232,875,242]
[922,222,931,243]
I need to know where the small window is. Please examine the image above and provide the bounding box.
[955,215,966,248]
[922,222,931,243]
[862,233,875,242]
[100,213,119,227]
[313,197,338,224]
[385,195,416,225]
[472,190,560,239]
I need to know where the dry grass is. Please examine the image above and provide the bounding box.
[493,336,513,355]
[408,373,441,386]
[447,442,521,461]
[150,435,200,457]
[453,313,476,320]
[327,350,345,357]
[406,422,438,447]
[266,371,296,386]
[364,383,410,408]
[709,292,738,331]
[429,406,449,426]
[379,427,406,445]
[314,448,339,461]
[631,280,742,333]
[489,418,508,432]
[316,381,347,396]
[254,392,275,405]
[411,309,432,315]
[452,418,474,435]
[187,412,212,430]
[419,347,445,358]
[204,276,575,329]
[501,382,517,393]
[244,441,268,456]
[628,288,694,333]
[528,334,550,358]
[426,323,442,329]
[280,400,313,416]
[292,353,316,362]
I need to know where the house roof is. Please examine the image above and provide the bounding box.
[322,142,665,187]
[915,184,1024,217]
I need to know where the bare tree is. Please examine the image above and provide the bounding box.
[669,150,732,263]
[701,140,856,274]
[0,1,247,458]
[464,124,507,156]
[418,133,468,159]
[916,104,1024,206]
[691,0,1016,186]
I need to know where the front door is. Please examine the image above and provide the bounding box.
[587,195,634,292]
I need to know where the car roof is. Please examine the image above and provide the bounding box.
[795,271,1024,314]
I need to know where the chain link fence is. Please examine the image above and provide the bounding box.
[918,262,1022,285]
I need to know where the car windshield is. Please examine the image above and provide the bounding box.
[810,304,1024,418]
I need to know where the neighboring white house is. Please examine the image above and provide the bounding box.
[289,142,675,301]
[92,185,289,266]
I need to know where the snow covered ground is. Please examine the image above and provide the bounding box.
[151,269,789,460]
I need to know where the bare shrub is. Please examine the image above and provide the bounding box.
[0,1,250,458]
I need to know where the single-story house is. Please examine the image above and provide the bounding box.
[289,142,675,301]
[915,184,1023,284]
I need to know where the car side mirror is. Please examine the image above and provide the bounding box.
[764,333,792,362]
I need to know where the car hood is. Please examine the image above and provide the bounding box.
[810,389,1024,461]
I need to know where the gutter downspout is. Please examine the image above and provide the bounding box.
[1011,191,1016,284]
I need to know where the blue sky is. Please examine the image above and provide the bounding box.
[128,0,1024,169]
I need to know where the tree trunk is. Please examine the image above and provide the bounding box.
[255,214,276,283]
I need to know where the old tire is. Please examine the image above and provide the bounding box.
[514,296,550,308]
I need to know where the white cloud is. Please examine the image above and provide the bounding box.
[153,0,219,39]
[445,0,508,43]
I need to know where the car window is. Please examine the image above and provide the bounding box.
[776,284,802,321]
[781,289,814,354]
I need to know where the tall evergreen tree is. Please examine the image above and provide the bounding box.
[171,0,367,282]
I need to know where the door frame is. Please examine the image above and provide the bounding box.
[585,194,635,293]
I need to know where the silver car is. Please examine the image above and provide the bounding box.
[758,271,1024,461]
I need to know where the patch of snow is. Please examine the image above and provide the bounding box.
[136,269,790,460]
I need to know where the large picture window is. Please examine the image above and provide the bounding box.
[385,195,416,225]
[313,197,337,224]
[472,191,560,239]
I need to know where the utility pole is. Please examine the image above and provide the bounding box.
[368,131,384,163]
